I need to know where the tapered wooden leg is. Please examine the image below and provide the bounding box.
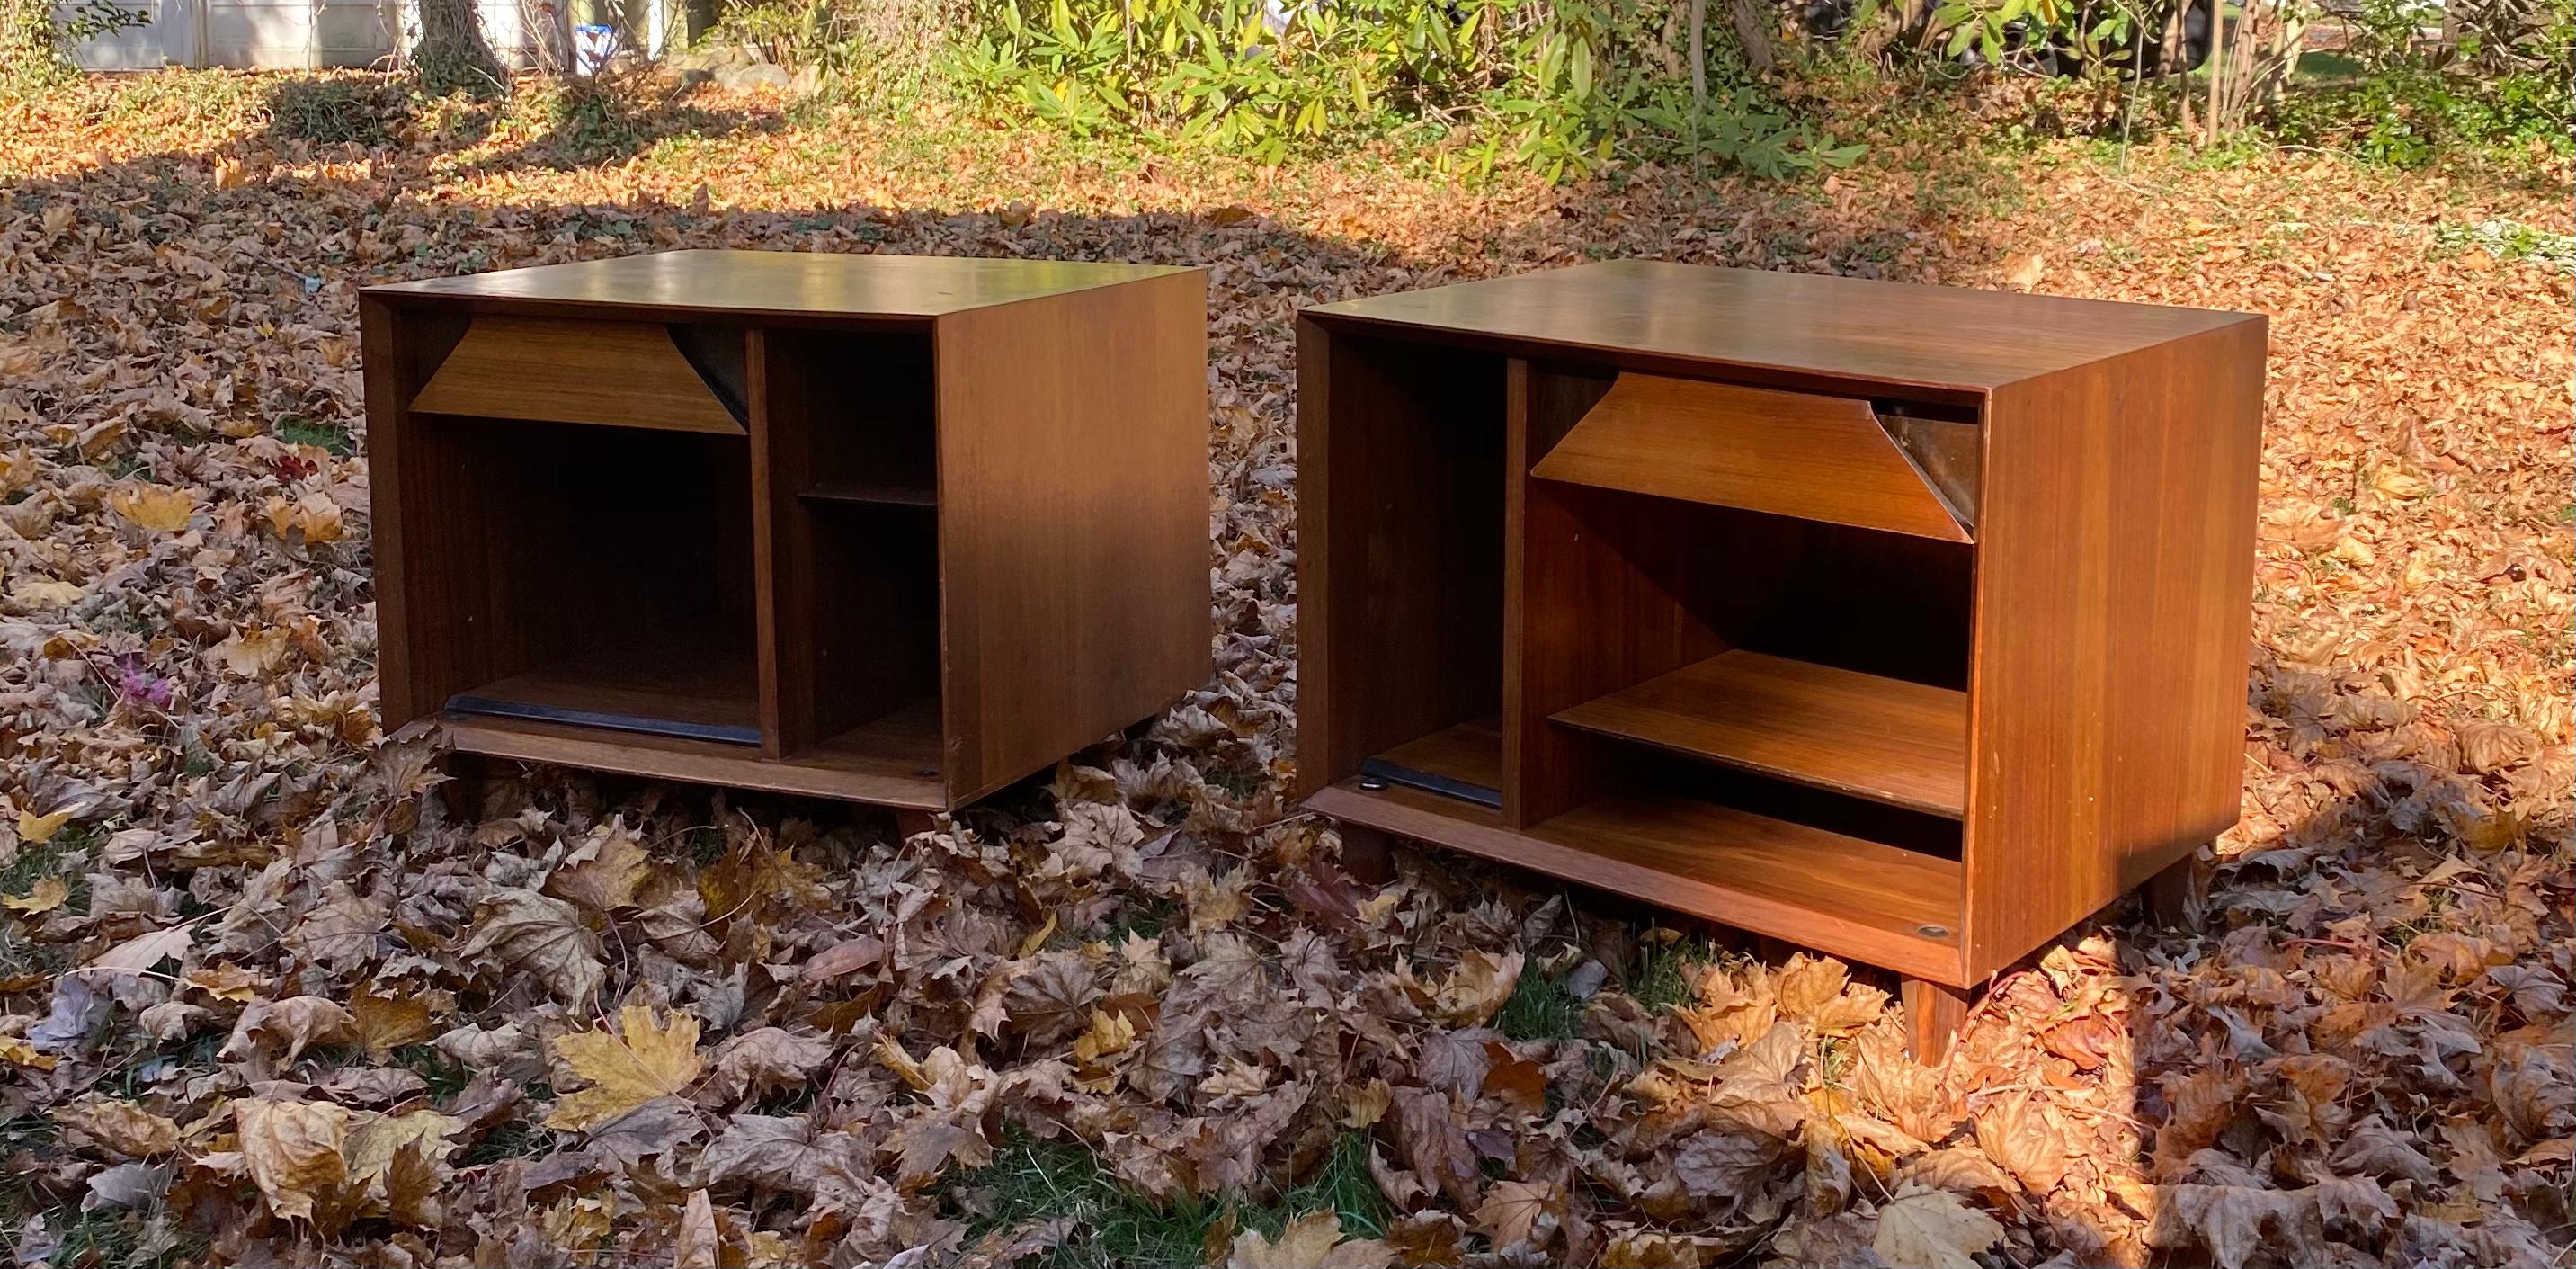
[1903,978,1973,1064]
[2144,851,2200,927]
[893,809,940,842]
[1335,823,1393,886]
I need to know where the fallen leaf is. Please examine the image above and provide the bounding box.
[545,1005,703,1130]
[236,1098,350,1223]
[1230,1211,1395,1268]
[458,889,605,1005]
[1873,1182,2005,1268]
[15,807,77,845]
[4,877,69,914]
[1474,1179,1564,1250]
[351,982,434,1059]
[109,484,197,532]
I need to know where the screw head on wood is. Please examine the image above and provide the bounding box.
[914,768,939,778]
[1358,777,1388,791]
[1917,924,1951,939]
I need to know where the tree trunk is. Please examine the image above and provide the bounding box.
[416,0,504,96]
[1729,0,1776,76]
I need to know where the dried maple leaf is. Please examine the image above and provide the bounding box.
[350,981,434,1059]
[4,877,67,914]
[88,922,195,977]
[1431,950,1524,1026]
[108,484,197,532]
[235,1097,351,1224]
[1872,1182,2005,1269]
[1474,1179,1566,1251]
[545,818,654,914]
[458,888,605,1005]
[675,1189,721,1269]
[53,1098,182,1157]
[705,1026,834,1101]
[1228,1211,1395,1269]
[544,1005,703,1130]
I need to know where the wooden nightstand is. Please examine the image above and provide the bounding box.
[1294,261,2264,1054]
[362,250,1209,825]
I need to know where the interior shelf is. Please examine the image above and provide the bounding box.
[1531,791,1961,943]
[448,636,761,746]
[1307,774,1963,980]
[798,480,938,508]
[1550,650,1967,818]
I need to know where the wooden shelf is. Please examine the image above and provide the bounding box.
[448,639,760,746]
[798,480,938,508]
[1530,372,1971,542]
[1309,776,1963,982]
[1551,651,1966,818]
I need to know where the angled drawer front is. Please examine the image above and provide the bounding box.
[411,316,747,434]
[1530,372,1977,541]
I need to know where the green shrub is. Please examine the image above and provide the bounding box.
[945,0,1859,178]
[2,0,149,92]
[2273,0,2573,169]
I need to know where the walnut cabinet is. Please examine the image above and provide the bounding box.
[1293,261,2266,1051]
[362,249,1209,817]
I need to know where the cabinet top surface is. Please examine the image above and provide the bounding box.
[364,249,1198,319]
[1305,260,2261,392]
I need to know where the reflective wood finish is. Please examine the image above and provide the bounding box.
[367,250,1210,812]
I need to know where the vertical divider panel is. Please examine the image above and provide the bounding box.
[747,326,814,759]
[1504,360,1731,829]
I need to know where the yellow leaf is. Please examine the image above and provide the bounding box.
[351,981,434,1059]
[8,578,85,609]
[212,156,248,189]
[15,807,76,844]
[1339,1077,1391,1129]
[0,1036,58,1071]
[543,1005,703,1130]
[4,877,67,914]
[344,1108,459,1184]
[1017,912,1058,959]
[1071,1007,1136,1065]
[1229,1211,1393,1269]
[109,484,197,532]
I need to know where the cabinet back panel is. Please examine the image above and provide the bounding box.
[412,414,756,692]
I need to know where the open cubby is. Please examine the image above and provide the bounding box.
[423,414,762,746]
[1298,262,2267,1049]
[366,250,1211,813]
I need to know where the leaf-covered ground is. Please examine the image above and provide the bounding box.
[0,72,2568,1267]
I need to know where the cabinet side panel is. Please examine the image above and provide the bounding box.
[361,297,477,726]
[1291,322,1507,800]
[934,273,1212,803]
[1963,320,2266,979]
